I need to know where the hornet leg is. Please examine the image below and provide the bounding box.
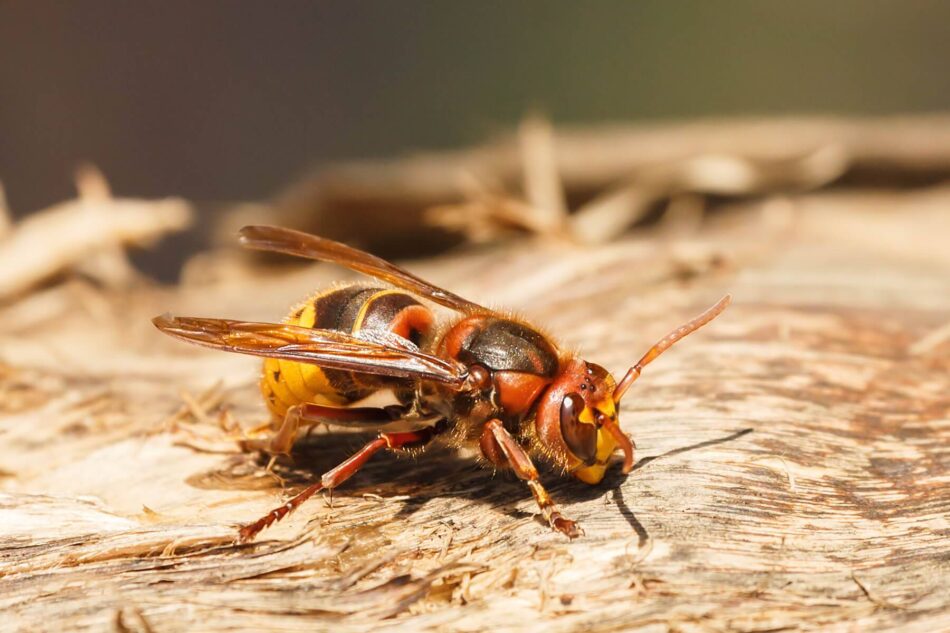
[240,402,409,456]
[237,420,445,542]
[483,419,583,538]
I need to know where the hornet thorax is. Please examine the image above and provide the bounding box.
[429,314,562,432]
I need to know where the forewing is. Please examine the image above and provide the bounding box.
[239,225,487,314]
[153,314,466,386]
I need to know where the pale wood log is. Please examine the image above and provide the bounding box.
[0,165,948,631]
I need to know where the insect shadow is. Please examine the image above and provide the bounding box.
[187,426,753,539]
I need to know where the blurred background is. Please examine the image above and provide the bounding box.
[1,1,949,290]
[3,1,950,213]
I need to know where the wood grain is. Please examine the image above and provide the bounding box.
[0,186,948,632]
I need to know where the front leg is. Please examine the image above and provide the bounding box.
[482,419,583,538]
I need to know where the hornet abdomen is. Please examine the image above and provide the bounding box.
[260,284,434,419]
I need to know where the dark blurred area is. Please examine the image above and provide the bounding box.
[2,1,950,218]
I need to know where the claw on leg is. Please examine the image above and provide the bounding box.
[238,480,324,543]
[527,480,583,538]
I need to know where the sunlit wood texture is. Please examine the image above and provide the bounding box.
[1,186,948,630]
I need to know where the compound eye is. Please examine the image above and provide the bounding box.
[560,392,597,464]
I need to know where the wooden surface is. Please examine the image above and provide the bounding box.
[1,185,949,631]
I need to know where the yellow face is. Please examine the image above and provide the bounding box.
[535,359,634,484]
[572,396,620,484]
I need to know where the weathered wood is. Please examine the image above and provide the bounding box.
[1,185,949,629]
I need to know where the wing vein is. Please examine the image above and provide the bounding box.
[153,314,466,386]
[238,225,486,314]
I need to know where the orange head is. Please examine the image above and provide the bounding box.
[534,358,635,484]
[533,294,732,484]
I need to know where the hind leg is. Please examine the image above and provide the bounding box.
[238,420,445,542]
[240,402,409,455]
